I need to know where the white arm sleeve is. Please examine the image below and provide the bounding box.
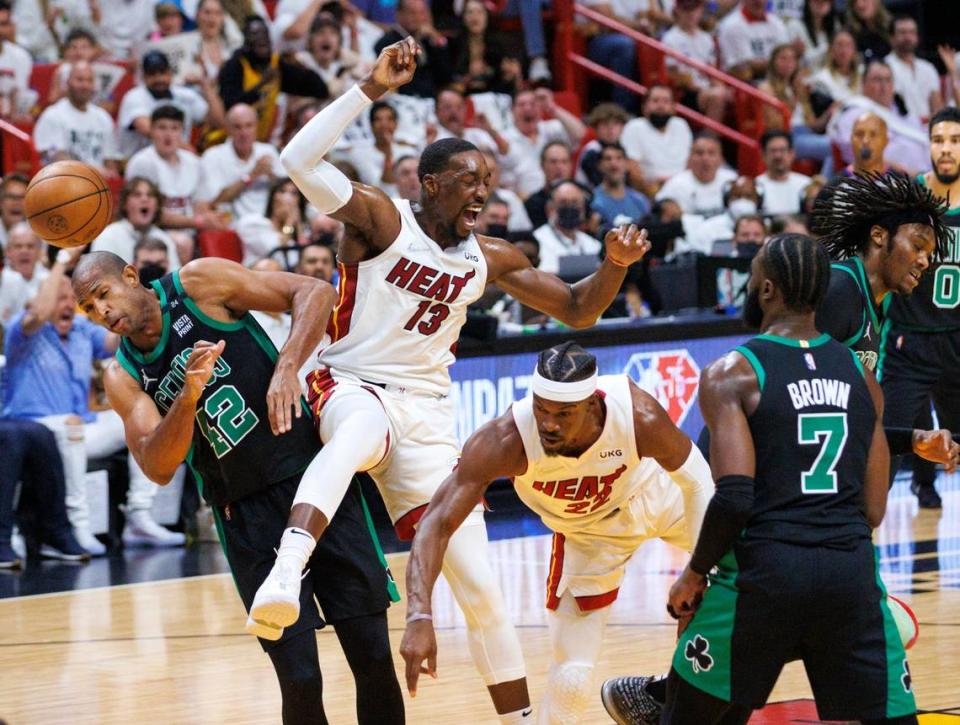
[665,444,715,548]
[280,84,372,214]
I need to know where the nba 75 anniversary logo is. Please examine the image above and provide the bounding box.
[623,350,701,426]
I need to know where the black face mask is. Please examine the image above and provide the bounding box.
[742,287,764,329]
[138,263,168,286]
[555,204,584,231]
[485,223,508,239]
[649,112,671,130]
[737,242,763,259]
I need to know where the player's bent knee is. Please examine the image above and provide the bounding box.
[543,662,594,724]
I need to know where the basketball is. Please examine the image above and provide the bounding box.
[24,160,113,249]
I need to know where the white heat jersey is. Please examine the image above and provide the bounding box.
[319,198,488,395]
[512,375,663,534]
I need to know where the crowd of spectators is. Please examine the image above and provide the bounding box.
[0,0,951,566]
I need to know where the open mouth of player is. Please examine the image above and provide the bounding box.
[907,269,922,288]
[458,205,483,233]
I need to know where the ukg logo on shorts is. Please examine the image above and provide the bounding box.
[623,350,700,425]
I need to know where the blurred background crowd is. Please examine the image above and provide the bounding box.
[0,0,952,565]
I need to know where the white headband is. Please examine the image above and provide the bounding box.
[531,368,598,402]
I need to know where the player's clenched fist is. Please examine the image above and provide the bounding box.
[604,223,651,268]
[362,37,420,99]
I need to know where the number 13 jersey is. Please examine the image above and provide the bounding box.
[319,198,488,395]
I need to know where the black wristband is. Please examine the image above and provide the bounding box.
[689,474,754,576]
[885,427,915,456]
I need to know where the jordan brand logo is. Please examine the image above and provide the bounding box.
[863,322,872,341]
[142,371,158,389]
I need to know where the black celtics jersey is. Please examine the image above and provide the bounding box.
[735,333,875,548]
[886,174,960,331]
[115,272,319,506]
[816,257,884,372]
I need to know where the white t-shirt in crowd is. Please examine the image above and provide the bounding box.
[620,116,693,181]
[125,146,203,219]
[19,263,49,300]
[533,223,602,275]
[808,67,861,104]
[501,119,569,197]
[885,53,941,121]
[499,187,533,231]
[33,99,120,168]
[717,7,788,71]
[784,17,828,68]
[757,171,811,216]
[235,213,282,266]
[0,267,29,325]
[198,141,284,219]
[0,41,33,116]
[90,219,180,269]
[656,167,738,217]
[96,0,155,58]
[434,125,499,154]
[118,84,209,158]
[661,25,717,90]
[343,141,417,189]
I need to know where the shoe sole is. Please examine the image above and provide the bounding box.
[39,546,91,562]
[600,680,633,725]
[123,535,186,548]
[245,616,284,640]
[249,598,300,629]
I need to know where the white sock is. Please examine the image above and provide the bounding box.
[276,527,316,572]
[498,707,533,724]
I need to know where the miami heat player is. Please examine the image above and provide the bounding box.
[399,342,714,724]
[250,38,650,723]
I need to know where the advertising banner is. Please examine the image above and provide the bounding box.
[450,334,750,444]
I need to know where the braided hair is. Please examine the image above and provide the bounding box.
[536,342,597,382]
[760,233,832,313]
[811,171,948,261]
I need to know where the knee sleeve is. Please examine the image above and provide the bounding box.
[293,394,390,520]
[440,510,526,685]
[538,662,594,725]
[267,630,328,725]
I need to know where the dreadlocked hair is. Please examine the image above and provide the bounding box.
[761,233,832,313]
[536,342,597,382]
[811,171,949,261]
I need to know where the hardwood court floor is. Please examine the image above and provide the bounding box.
[2,476,959,725]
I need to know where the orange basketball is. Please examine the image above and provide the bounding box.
[25,160,113,248]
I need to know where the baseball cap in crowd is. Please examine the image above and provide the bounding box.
[142,50,172,74]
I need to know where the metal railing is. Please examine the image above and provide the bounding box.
[554,1,793,175]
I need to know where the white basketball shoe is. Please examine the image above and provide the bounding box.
[249,559,303,631]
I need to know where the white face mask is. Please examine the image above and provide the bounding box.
[728,198,758,219]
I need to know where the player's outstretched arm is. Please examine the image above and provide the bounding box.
[280,38,420,255]
[484,224,650,329]
[668,352,757,626]
[105,340,225,483]
[180,258,336,434]
[862,371,891,528]
[628,381,715,542]
[400,413,527,697]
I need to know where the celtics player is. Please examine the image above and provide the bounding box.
[663,234,916,724]
[811,171,959,476]
[879,107,960,508]
[70,253,404,725]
